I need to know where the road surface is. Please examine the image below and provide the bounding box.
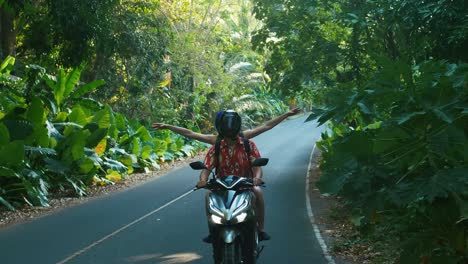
[0,116,329,264]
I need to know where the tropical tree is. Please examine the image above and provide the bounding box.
[252,0,468,261]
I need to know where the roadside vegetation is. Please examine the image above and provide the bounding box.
[1,0,466,262]
[250,0,467,262]
[0,0,293,211]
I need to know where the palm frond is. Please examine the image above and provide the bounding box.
[25,146,57,156]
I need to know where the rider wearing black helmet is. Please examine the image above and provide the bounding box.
[152,108,302,144]
[197,110,271,241]
[217,110,241,137]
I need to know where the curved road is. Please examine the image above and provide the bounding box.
[0,116,327,264]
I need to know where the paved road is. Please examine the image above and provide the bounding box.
[0,116,327,264]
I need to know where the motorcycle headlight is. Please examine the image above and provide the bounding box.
[232,200,249,216]
[234,212,247,223]
[211,215,223,224]
[208,200,223,217]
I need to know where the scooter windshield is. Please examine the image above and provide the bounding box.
[216,175,243,189]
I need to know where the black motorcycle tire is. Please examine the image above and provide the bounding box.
[242,227,257,264]
[221,239,242,264]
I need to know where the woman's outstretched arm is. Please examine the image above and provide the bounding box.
[242,108,303,139]
[152,108,302,144]
[151,123,217,145]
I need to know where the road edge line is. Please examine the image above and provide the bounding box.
[306,144,336,264]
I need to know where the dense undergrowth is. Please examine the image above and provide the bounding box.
[0,58,207,210]
[310,58,468,263]
[250,0,468,261]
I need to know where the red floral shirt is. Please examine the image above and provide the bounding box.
[205,136,261,178]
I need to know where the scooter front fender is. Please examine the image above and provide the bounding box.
[220,228,239,244]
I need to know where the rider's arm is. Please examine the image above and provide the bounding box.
[197,169,210,188]
[152,123,217,144]
[252,167,263,186]
[247,140,264,186]
[242,108,302,139]
[196,146,216,188]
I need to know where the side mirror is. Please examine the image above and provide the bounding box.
[190,161,208,170]
[252,158,269,167]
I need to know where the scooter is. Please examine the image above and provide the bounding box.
[190,158,269,264]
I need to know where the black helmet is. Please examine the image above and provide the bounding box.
[218,110,241,138]
[214,110,225,133]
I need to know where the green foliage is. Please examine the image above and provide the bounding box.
[233,87,288,128]
[43,64,105,112]
[0,58,205,210]
[251,0,468,261]
[313,60,468,261]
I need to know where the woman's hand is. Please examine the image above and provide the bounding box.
[253,177,264,186]
[196,179,208,188]
[287,107,303,116]
[151,123,168,130]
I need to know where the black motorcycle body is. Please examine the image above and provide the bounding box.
[190,158,268,264]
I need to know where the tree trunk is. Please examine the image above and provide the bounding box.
[0,6,17,59]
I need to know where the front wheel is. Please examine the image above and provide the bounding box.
[221,240,242,264]
[242,227,258,264]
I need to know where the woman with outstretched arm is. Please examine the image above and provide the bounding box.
[151,108,302,144]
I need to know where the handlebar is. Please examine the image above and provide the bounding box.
[194,177,265,191]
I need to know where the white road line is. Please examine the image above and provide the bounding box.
[306,144,336,264]
[56,189,194,264]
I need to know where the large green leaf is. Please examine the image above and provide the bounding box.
[79,158,96,174]
[0,140,24,167]
[141,144,153,159]
[66,177,87,197]
[72,79,105,99]
[432,108,453,123]
[395,111,426,125]
[305,107,336,124]
[64,65,83,99]
[0,196,15,211]
[84,148,103,164]
[58,130,89,162]
[71,134,87,161]
[153,138,167,156]
[0,123,10,146]
[56,68,66,106]
[26,97,45,125]
[0,56,15,75]
[25,98,50,146]
[114,113,127,131]
[46,121,63,139]
[77,98,103,112]
[68,105,90,126]
[131,137,141,156]
[181,145,195,156]
[103,158,127,172]
[118,153,137,167]
[135,126,152,142]
[24,146,57,156]
[372,127,411,154]
[86,128,108,148]
[92,106,113,129]
[0,166,18,177]
[3,119,34,141]
[417,168,468,202]
[108,125,118,140]
[44,158,69,174]
[317,170,353,195]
